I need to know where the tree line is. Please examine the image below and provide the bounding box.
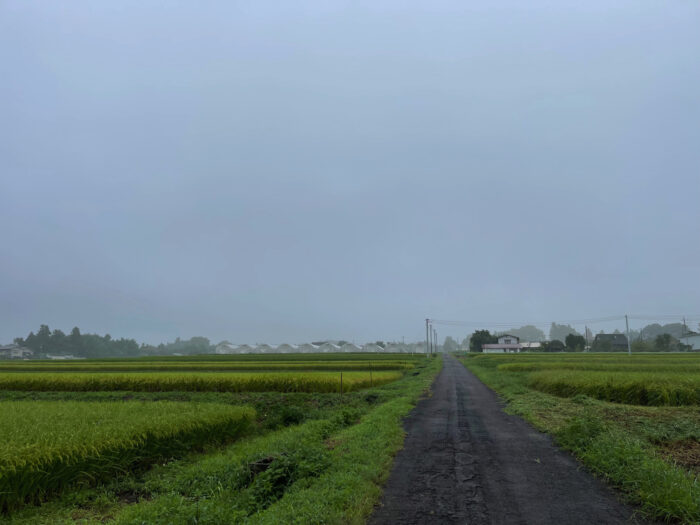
[13,325,215,358]
[465,327,693,353]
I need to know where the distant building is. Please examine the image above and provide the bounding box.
[520,342,542,351]
[482,334,522,354]
[680,334,700,351]
[340,343,362,353]
[215,343,236,354]
[275,344,298,353]
[361,343,384,353]
[234,344,256,354]
[593,333,629,351]
[0,344,33,359]
[296,343,320,353]
[317,342,340,353]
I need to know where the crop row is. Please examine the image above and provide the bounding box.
[0,361,415,373]
[527,370,700,406]
[0,401,254,512]
[498,362,700,373]
[0,371,403,393]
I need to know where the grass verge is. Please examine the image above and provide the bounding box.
[459,354,700,523]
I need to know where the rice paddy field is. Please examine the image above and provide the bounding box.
[0,352,439,524]
[460,352,700,522]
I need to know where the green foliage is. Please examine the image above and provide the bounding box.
[541,339,565,352]
[496,325,546,342]
[565,333,586,351]
[549,323,580,342]
[469,330,497,352]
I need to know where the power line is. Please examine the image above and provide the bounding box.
[430,315,626,327]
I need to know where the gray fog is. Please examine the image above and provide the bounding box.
[2,1,699,345]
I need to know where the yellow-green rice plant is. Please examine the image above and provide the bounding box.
[0,401,254,512]
[528,370,700,406]
[0,371,402,393]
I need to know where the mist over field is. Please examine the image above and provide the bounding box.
[2,0,699,345]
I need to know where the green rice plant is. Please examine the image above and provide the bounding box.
[528,370,700,406]
[499,362,700,373]
[0,401,254,512]
[0,371,402,393]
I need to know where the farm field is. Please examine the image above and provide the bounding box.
[460,352,700,523]
[0,353,439,524]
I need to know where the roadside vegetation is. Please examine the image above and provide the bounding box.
[459,353,700,523]
[0,353,440,524]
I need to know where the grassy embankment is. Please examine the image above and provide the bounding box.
[459,353,700,523]
[1,354,441,524]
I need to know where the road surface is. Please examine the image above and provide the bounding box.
[369,355,645,524]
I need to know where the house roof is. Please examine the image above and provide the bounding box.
[483,344,522,349]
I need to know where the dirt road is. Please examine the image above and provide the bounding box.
[369,355,643,524]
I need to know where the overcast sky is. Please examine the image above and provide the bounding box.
[2,0,699,345]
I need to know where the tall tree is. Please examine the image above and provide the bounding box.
[497,325,546,342]
[442,336,458,352]
[549,323,580,342]
[565,333,586,351]
[469,330,497,352]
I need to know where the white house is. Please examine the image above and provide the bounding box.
[0,344,33,359]
[482,335,523,354]
[680,334,700,351]
[520,342,542,351]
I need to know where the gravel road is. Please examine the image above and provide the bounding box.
[369,355,645,524]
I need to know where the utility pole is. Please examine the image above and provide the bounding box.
[585,325,589,352]
[625,315,632,355]
[425,319,430,356]
[434,328,438,354]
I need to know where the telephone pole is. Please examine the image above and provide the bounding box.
[434,328,438,354]
[625,315,632,355]
[425,319,430,355]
